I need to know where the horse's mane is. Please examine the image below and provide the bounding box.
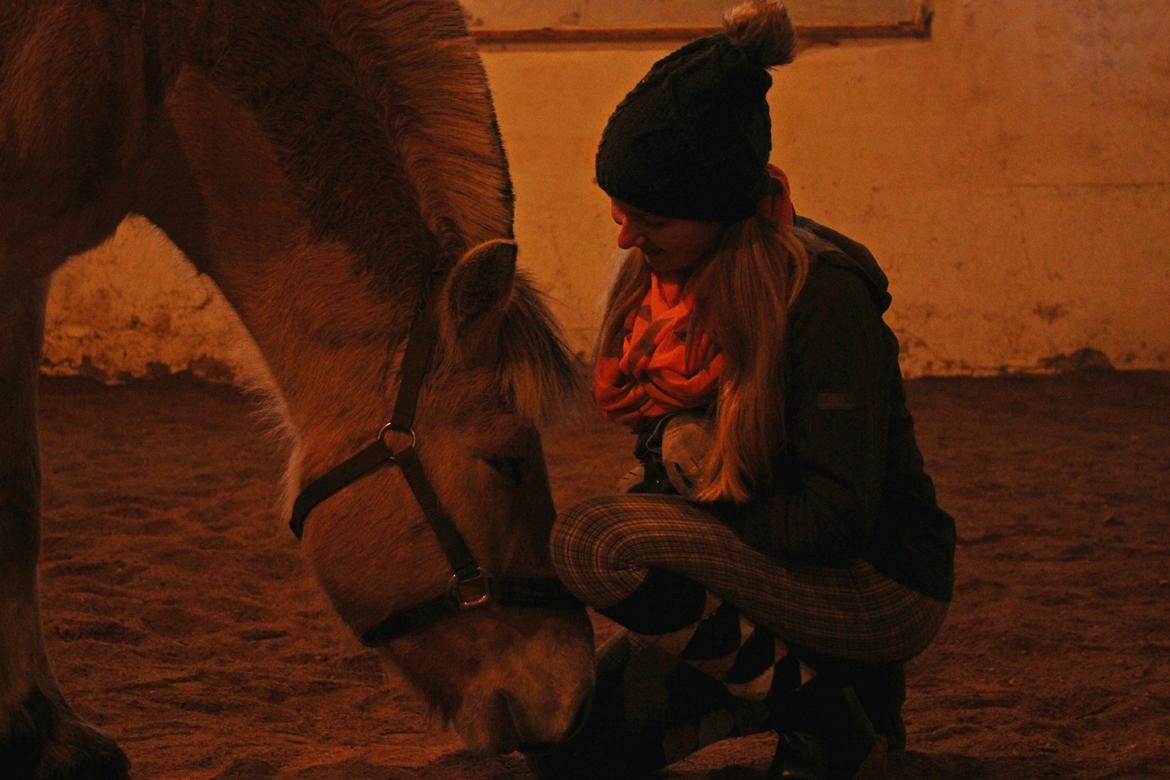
[214,1,570,453]
[201,1,514,297]
[323,1,570,417]
[322,0,515,257]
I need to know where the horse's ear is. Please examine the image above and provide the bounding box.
[440,238,517,355]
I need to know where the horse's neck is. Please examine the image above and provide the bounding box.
[139,68,397,453]
[134,1,513,451]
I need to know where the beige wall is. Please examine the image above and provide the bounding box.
[44,0,1170,383]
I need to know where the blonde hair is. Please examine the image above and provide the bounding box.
[596,212,809,503]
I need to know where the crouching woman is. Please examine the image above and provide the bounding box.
[529,3,956,778]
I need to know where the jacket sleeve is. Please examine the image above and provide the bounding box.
[738,262,891,567]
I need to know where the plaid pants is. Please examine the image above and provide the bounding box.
[551,493,947,663]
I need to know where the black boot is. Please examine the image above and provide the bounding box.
[848,663,905,753]
[783,650,907,754]
[767,675,886,779]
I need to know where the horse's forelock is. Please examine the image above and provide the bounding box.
[496,274,583,423]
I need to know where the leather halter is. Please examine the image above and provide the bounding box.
[288,275,582,647]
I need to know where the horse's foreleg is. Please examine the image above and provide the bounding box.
[0,277,130,779]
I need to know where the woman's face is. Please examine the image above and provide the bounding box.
[610,199,723,273]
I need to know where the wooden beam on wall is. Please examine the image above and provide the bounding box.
[469,16,931,45]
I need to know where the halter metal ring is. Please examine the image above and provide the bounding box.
[448,569,493,610]
[378,422,417,455]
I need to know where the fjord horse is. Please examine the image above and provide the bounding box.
[0,2,594,775]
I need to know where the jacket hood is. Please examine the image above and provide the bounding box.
[795,216,892,313]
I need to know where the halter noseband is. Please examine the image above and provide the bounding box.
[287,276,582,646]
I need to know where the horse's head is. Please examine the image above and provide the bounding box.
[294,240,594,753]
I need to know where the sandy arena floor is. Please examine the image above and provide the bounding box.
[31,370,1170,778]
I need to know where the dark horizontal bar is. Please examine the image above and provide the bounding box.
[469,17,931,44]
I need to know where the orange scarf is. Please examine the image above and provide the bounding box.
[593,166,793,428]
[594,271,723,426]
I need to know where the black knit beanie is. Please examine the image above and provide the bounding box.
[596,1,797,222]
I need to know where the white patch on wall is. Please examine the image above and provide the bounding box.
[44,217,258,384]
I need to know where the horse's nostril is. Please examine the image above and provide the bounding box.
[563,690,595,742]
[492,691,522,750]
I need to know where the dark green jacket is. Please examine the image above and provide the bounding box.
[739,217,956,603]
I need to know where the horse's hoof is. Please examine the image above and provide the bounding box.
[2,687,130,780]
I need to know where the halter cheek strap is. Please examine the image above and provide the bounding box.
[288,292,438,541]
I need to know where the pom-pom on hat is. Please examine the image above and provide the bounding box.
[595,1,797,222]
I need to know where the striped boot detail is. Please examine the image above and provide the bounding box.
[599,569,817,703]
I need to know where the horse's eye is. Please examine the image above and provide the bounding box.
[485,456,526,487]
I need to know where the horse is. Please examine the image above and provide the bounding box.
[0,1,596,776]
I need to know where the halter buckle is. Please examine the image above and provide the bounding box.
[448,569,493,610]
